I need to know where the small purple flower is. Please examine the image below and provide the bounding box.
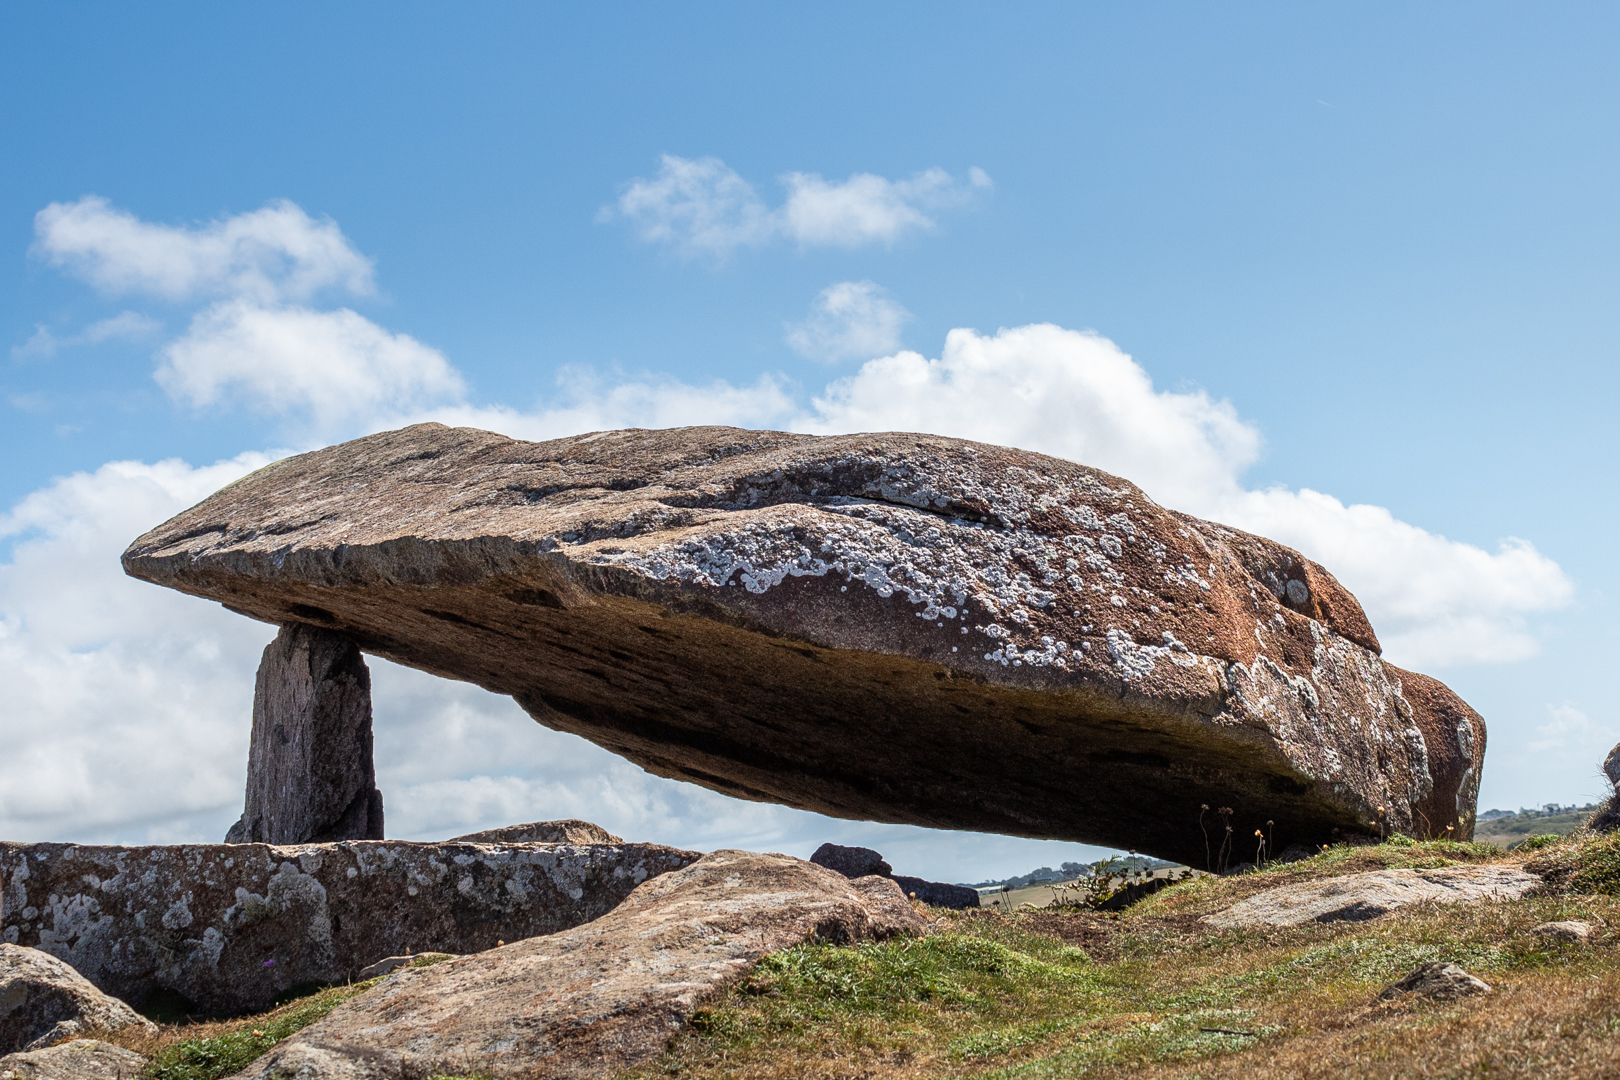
[263,959,275,968]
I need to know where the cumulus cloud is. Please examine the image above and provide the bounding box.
[11,311,162,361]
[785,281,912,363]
[607,155,990,257]
[1527,703,1614,756]
[157,300,465,438]
[0,454,275,842]
[32,196,374,303]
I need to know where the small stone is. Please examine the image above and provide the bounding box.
[1531,920,1593,943]
[1377,961,1492,1001]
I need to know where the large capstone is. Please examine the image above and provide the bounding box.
[226,623,384,845]
[122,424,1488,866]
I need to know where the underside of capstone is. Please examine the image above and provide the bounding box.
[225,622,384,845]
[122,424,1487,867]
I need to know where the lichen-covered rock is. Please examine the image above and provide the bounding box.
[225,623,383,845]
[0,945,154,1055]
[1201,865,1541,929]
[1,839,695,1017]
[0,1039,148,1080]
[121,424,1487,865]
[232,850,925,1080]
[450,820,622,845]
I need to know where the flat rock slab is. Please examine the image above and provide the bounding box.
[2,839,695,1017]
[233,850,924,1080]
[0,945,153,1055]
[123,424,1488,865]
[0,1040,148,1080]
[1202,865,1542,929]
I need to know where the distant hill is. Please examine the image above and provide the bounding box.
[963,855,1177,889]
[1474,803,1603,847]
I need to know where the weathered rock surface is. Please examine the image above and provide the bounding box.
[233,850,924,1080]
[807,844,978,909]
[0,1040,148,1080]
[0,945,153,1055]
[1377,961,1492,1002]
[1,839,695,1017]
[451,820,622,845]
[1531,919,1593,943]
[1201,866,1541,929]
[225,623,383,845]
[809,843,892,879]
[122,424,1488,865]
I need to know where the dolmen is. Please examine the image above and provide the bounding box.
[121,424,1487,867]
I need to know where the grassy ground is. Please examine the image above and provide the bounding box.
[626,834,1620,1080]
[90,955,456,1080]
[72,834,1620,1080]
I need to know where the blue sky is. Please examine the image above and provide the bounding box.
[3,3,1617,880]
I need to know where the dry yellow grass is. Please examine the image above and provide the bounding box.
[629,835,1620,1080]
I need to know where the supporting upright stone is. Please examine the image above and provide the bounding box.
[225,623,384,844]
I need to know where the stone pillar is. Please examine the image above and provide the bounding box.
[224,623,384,844]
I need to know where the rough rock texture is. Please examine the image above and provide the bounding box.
[0,945,154,1055]
[809,844,892,879]
[0,1040,148,1080]
[233,850,925,1080]
[225,624,383,845]
[808,844,978,909]
[891,876,981,910]
[1531,920,1593,943]
[1201,866,1541,929]
[1377,961,1492,1001]
[451,821,622,845]
[1,839,695,1017]
[122,424,1489,865]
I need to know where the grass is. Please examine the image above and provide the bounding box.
[88,955,457,1080]
[61,834,1620,1080]
[625,833,1620,1080]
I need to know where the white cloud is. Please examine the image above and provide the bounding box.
[157,300,465,439]
[607,155,991,257]
[32,196,374,303]
[11,311,161,361]
[802,324,1261,511]
[785,281,913,363]
[1527,702,1614,755]
[0,454,275,843]
[395,365,794,442]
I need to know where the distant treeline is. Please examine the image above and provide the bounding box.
[963,855,1176,890]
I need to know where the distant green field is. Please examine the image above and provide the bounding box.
[1476,807,1600,848]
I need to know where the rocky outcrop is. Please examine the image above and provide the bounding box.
[808,844,978,909]
[0,945,154,1055]
[1,838,695,1017]
[225,623,383,845]
[122,424,1488,866]
[1377,962,1492,1001]
[1201,865,1541,929]
[450,820,621,845]
[0,1040,148,1080]
[233,850,924,1080]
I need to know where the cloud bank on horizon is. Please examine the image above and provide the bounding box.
[0,193,1577,852]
